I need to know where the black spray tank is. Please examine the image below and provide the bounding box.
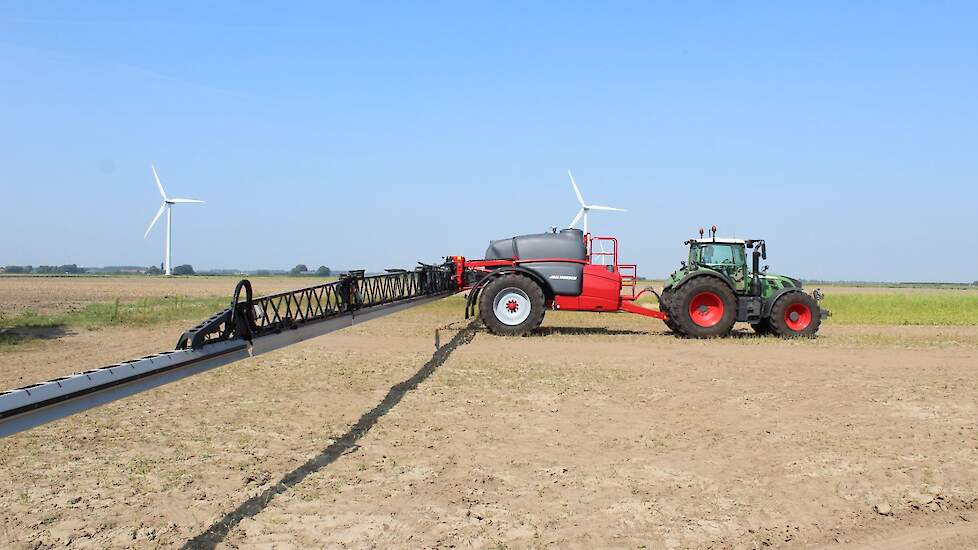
[484,228,586,296]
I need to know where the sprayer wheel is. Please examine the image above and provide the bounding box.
[479,273,546,336]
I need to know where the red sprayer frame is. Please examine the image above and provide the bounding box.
[450,234,667,321]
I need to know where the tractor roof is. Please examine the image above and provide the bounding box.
[690,238,746,245]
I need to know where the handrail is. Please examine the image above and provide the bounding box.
[588,236,619,267]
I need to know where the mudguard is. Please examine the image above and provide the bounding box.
[496,266,558,296]
[517,263,583,296]
[762,288,806,317]
[464,266,559,320]
[670,269,738,293]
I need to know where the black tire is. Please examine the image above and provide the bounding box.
[751,318,773,336]
[671,277,737,338]
[769,292,821,338]
[659,288,683,334]
[479,273,546,336]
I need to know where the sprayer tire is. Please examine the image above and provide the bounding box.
[479,273,546,336]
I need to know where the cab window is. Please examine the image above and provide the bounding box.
[697,244,745,266]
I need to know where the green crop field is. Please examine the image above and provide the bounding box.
[819,292,978,325]
[1,296,230,331]
[0,296,232,350]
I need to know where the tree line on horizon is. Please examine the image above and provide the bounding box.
[2,264,86,274]
[289,265,332,276]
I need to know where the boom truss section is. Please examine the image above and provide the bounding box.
[0,266,456,438]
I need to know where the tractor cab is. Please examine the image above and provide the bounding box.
[676,227,799,297]
[687,238,750,293]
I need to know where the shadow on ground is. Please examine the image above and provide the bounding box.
[182,319,479,550]
[0,326,70,346]
[531,326,656,337]
[668,328,798,340]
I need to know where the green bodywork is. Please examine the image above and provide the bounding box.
[664,240,802,298]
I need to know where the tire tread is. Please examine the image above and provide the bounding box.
[671,277,737,338]
[478,273,546,336]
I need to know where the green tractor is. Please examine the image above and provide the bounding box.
[658,226,829,338]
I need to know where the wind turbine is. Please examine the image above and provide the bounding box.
[143,164,204,276]
[567,170,626,236]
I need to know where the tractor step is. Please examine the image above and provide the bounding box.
[736,296,763,323]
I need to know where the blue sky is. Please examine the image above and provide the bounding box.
[1,2,976,281]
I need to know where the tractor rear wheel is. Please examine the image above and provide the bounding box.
[769,292,821,338]
[479,273,546,336]
[671,278,737,338]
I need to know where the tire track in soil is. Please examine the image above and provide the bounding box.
[182,320,478,549]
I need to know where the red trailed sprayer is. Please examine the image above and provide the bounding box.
[449,228,666,336]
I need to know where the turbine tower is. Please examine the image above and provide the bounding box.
[143,165,204,276]
[567,169,626,236]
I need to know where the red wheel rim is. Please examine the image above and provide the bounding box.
[688,291,724,327]
[784,303,812,331]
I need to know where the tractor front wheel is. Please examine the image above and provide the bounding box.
[769,292,821,338]
[671,278,737,338]
[479,273,546,336]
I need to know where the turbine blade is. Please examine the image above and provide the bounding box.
[587,205,627,212]
[168,198,205,203]
[144,204,166,238]
[569,208,584,228]
[567,170,585,206]
[151,164,167,200]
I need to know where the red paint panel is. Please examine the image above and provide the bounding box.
[554,265,621,311]
[553,294,579,310]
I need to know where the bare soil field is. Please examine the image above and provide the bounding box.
[1,278,977,549]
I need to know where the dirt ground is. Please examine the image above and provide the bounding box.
[1,279,977,549]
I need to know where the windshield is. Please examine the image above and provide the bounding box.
[696,244,745,266]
